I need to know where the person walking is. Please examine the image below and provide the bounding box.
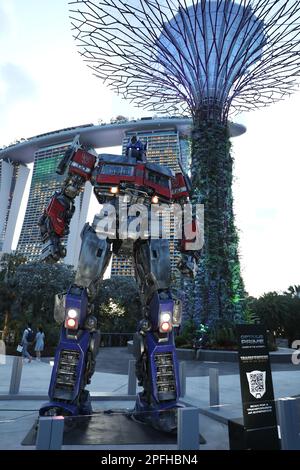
[21,322,34,363]
[35,327,45,361]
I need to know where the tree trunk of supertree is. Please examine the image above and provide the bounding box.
[191,113,245,325]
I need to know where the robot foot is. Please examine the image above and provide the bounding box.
[129,394,179,433]
[130,407,177,434]
[78,390,92,416]
[39,391,92,418]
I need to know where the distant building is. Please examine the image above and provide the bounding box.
[16,142,91,265]
[0,159,30,254]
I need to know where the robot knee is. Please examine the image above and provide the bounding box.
[89,330,100,360]
[133,332,145,361]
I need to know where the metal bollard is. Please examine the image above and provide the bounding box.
[179,361,186,398]
[0,340,6,365]
[177,407,199,450]
[127,359,137,395]
[9,356,23,394]
[277,397,300,450]
[36,416,64,450]
[209,368,219,408]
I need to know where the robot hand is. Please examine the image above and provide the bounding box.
[176,252,200,278]
[40,235,67,263]
[38,212,67,263]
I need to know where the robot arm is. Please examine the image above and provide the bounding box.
[38,136,97,262]
[177,218,201,277]
[171,169,201,277]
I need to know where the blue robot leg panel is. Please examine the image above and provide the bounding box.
[132,239,182,432]
[40,224,111,417]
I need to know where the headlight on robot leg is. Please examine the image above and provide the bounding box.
[65,308,79,330]
[159,311,173,333]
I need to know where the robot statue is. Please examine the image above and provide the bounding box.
[38,134,200,432]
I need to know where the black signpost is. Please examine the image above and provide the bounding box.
[228,324,280,450]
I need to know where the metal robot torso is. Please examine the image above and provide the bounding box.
[67,141,190,254]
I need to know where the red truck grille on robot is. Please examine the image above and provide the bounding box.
[46,197,66,237]
[69,150,96,180]
[171,173,189,200]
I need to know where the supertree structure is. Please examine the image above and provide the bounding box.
[69,0,300,324]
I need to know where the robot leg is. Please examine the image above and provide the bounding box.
[40,222,112,417]
[132,239,182,432]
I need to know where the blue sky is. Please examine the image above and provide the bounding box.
[1,0,300,297]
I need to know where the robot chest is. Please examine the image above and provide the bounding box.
[91,161,172,204]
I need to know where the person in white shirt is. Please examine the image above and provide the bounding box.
[21,322,33,363]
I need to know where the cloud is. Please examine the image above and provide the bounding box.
[0,62,37,105]
[0,63,36,103]
[0,63,37,144]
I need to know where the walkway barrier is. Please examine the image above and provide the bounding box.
[9,356,23,395]
[127,359,137,395]
[36,416,64,450]
[277,397,300,450]
[209,368,219,408]
[0,340,5,365]
[177,407,199,450]
[179,361,186,398]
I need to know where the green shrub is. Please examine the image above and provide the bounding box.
[175,335,191,348]
[207,320,237,349]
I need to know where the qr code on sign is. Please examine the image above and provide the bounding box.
[246,370,266,399]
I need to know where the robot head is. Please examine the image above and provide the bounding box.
[126,135,147,161]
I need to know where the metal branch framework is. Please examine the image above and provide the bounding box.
[69,0,300,121]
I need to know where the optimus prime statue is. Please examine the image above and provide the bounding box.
[38,134,199,432]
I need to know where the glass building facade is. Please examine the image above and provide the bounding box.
[16,143,70,260]
[111,128,191,277]
[16,142,90,264]
[0,161,19,251]
[0,159,30,254]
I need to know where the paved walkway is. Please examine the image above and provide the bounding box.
[94,347,299,376]
[1,350,300,450]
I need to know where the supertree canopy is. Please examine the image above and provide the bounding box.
[69,0,300,119]
[69,0,300,325]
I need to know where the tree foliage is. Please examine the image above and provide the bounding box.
[0,252,27,282]
[94,276,141,333]
[0,256,75,346]
[191,121,245,325]
[12,262,75,320]
[246,291,300,345]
